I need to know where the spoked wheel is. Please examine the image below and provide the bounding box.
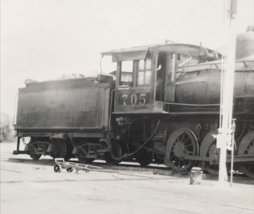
[205,144,220,175]
[27,140,43,160]
[165,128,199,173]
[237,131,254,179]
[200,131,219,175]
[50,139,67,159]
[136,151,153,167]
[74,141,96,163]
[29,153,42,160]
[105,141,122,165]
[76,155,95,164]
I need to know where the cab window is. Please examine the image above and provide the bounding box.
[137,58,152,86]
[120,61,133,86]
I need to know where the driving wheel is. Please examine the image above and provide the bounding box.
[237,131,254,179]
[165,128,199,172]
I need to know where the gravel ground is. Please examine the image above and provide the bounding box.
[1,142,254,214]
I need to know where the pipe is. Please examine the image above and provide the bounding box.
[100,55,104,75]
[171,54,177,82]
[111,119,161,161]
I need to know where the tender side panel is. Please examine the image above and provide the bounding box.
[16,79,111,130]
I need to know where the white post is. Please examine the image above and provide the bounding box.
[217,0,237,184]
[230,119,236,187]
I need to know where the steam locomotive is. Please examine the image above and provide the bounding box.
[14,27,254,178]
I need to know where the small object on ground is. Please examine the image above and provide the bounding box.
[33,167,40,170]
[53,158,102,174]
[190,167,203,185]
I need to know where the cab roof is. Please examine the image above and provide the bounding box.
[101,43,222,62]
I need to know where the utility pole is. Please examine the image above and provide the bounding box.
[217,0,237,184]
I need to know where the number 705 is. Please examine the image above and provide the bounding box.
[122,93,146,105]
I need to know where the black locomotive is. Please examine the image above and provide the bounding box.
[14,27,254,178]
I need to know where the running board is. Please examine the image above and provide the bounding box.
[13,150,30,155]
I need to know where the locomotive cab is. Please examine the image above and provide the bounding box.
[113,52,166,114]
[107,49,165,114]
[102,43,217,114]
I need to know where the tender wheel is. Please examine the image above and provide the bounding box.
[54,164,61,173]
[165,128,199,173]
[76,156,95,164]
[105,141,122,165]
[66,167,73,173]
[26,139,44,160]
[136,151,153,167]
[50,139,67,159]
[237,131,254,179]
[74,140,96,163]
[29,153,42,160]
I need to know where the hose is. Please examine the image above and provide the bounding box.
[111,119,161,161]
[100,55,104,75]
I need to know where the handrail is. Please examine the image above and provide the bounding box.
[177,59,254,71]
[164,102,220,107]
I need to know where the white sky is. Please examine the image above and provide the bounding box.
[1,0,254,117]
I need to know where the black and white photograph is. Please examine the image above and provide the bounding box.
[1,0,254,213]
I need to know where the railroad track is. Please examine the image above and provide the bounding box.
[6,157,254,185]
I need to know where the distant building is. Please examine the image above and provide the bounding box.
[0,112,12,142]
[109,71,132,84]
